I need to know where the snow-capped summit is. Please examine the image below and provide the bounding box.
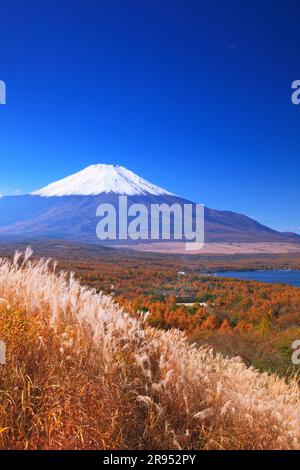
[31,164,175,197]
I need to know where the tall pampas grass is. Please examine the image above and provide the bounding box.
[0,248,299,449]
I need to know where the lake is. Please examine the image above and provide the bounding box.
[214,270,300,288]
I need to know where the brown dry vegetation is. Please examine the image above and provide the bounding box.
[0,249,299,450]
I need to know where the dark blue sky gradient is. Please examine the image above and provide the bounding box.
[0,0,299,232]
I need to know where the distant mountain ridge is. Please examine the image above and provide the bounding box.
[0,164,299,247]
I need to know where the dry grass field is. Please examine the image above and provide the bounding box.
[0,249,299,450]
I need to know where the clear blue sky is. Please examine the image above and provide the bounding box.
[0,0,299,232]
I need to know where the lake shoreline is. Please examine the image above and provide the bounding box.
[211,270,300,288]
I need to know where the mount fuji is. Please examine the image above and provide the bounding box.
[0,164,299,249]
[31,164,175,197]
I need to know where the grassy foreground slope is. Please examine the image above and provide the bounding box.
[0,249,299,450]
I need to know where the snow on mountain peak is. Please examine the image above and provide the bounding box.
[31,164,175,197]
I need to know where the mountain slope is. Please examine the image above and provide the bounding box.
[0,164,299,246]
